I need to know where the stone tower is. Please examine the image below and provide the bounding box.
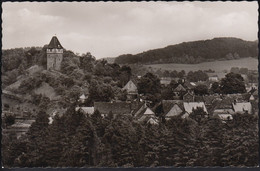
[47,36,63,70]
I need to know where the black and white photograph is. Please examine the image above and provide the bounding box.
[1,1,259,168]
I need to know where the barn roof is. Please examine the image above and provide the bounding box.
[48,36,63,49]
[218,114,233,121]
[165,103,183,117]
[76,107,95,115]
[203,95,221,105]
[173,84,186,92]
[183,81,194,89]
[122,80,138,93]
[146,117,159,125]
[232,102,252,114]
[253,89,258,96]
[79,94,86,100]
[162,100,184,114]
[183,102,208,114]
[94,102,132,115]
[130,102,145,116]
[143,107,155,115]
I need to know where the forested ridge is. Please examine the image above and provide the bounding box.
[114,37,258,64]
[2,106,258,167]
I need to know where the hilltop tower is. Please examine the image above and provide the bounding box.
[47,36,63,70]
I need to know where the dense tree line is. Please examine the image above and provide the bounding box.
[187,70,208,82]
[2,104,258,167]
[115,37,258,65]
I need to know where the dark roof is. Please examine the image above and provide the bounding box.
[135,107,148,120]
[173,84,186,92]
[135,107,155,121]
[253,89,258,96]
[162,100,184,114]
[194,96,204,102]
[183,81,194,89]
[214,96,237,109]
[131,102,146,116]
[203,95,221,105]
[94,102,131,115]
[183,91,194,98]
[48,36,63,49]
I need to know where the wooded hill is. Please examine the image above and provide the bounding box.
[114,37,258,65]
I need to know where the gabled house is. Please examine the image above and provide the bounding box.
[252,89,258,100]
[132,102,146,117]
[161,100,184,120]
[249,94,255,101]
[209,75,219,82]
[173,84,186,93]
[172,84,186,99]
[211,96,237,121]
[137,107,154,121]
[3,119,35,139]
[183,102,208,114]
[135,106,157,123]
[78,94,87,103]
[217,113,233,122]
[183,81,194,91]
[122,80,138,100]
[146,117,159,125]
[76,106,95,116]
[201,94,221,113]
[183,91,194,102]
[182,102,208,118]
[232,102,252,114]
[165,103,183,119]
[123,80,138,94]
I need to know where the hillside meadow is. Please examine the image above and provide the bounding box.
[144,57,258,78]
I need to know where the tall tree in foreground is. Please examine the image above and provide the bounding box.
[137,72,161,104]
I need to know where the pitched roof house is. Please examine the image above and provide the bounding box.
[183,81,194,90]
[165,104,183,118]
[136,107,156,122]
[146,117,159,125]
[218,114,233,122]
[76,107,95,115]
[173,84,186,92]
[183,92,194,102]
[161,100,184,119]
[232,102,252,114]
[212,96,234,115]
[122,80,138,94]
[78,94,88,103]
[208,75,219,82]
[183,102,208,114]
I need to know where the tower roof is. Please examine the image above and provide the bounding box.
[48,36,63,49]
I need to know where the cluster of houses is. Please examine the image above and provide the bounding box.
[2,109,36,139]
[2,73,258,139]
[74,77,258,125]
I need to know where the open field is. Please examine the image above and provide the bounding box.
[145,57,258,78]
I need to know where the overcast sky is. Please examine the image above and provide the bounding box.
[2,1,258,59]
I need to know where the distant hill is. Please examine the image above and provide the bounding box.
[100,57,116,64]
[114,37,258,65]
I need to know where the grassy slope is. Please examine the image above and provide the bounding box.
[145,57,258,78]
[34,82,60,101]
